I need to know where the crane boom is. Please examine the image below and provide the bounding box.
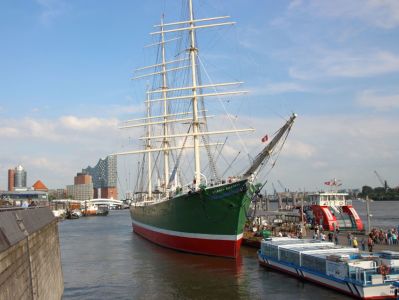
[243,113,297,178]
[374,170,389,190]
[277,180,287,192]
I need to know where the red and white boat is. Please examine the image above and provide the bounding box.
[307,191,364,232]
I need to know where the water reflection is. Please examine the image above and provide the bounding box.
[60,210,350,300]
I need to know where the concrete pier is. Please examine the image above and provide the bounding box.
[0,207,64,300]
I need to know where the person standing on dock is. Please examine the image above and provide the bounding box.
[361,237,366,251]
[388,230,393,245]
[347,232,353,246]
[334,233,339,245]
[353,237,358,248]
[368,235,374,252]
[328,232,333,243]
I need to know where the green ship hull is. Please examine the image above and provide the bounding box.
[130,179,255,258]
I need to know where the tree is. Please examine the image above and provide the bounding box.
[361,186,373,196]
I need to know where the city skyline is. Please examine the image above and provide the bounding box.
[0,1,398,192]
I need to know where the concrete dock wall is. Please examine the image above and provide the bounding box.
[0,207,64,300]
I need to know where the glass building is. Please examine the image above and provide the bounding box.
[14,165,27,188]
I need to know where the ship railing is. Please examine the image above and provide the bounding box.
[346,266,399,286]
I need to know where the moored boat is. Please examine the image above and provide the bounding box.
[306,191,364,232]
[66,209,81,219]
[258,237,399,299]
[116,0,296,258]
[82,202,98,216]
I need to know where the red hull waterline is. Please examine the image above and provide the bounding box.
[133,223,243,258]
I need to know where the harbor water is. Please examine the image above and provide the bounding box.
[60,201,398,299]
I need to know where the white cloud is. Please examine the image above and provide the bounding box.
[26,157,63,170]
[289,50,399,80]
[293,0,399,29]
[223,114,399,189]
[1,112,398,191]
[108,104,145,116]
[283,140,316,159]
[250,82,308,95]
[35,0,67,24]
[60,116,118,131]
[0,127,21,138]
[288,0,303,10]
[0,115,123,189]
[357,90,399,111]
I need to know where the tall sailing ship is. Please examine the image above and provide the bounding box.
[116,0,296,258]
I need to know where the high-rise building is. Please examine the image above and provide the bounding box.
[74,173,92,185]
[82,155,117,199]
[66,183,93,201]
[8,165,27,190]
[8,169,15,191]
[67,173,93,201]
[14,165,27,188]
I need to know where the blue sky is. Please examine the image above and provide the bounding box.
[0,0,398,194]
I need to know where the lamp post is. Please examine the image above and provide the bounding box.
[366,195,372,234]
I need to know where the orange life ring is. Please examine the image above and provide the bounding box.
[379,264,390,276]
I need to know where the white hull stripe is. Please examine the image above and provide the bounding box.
[132,219,243,241]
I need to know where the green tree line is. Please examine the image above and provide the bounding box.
[359,186,399,201]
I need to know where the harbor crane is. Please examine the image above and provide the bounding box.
[277,180,288,192]
[374,170,389,191]
[271,182,277,196]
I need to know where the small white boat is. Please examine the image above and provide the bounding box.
[258,237,399,299]
[52,209,66,219]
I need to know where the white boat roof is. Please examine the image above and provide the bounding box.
[262,238,359,256]
[309,192,348,196]
[262,238,323,246]
[302,248,359,258]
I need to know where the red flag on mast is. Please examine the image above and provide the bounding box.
[261,134,268,143]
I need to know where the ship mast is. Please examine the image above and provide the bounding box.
[146,90,152,200]
[115,1,256,196]
[188,0,201,188]
[160,16,170,194]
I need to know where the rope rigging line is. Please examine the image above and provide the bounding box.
[196,54,252,163]
[168,124,192,187]
[255,124,293,194]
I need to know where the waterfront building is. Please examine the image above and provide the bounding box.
[66,184,93,201]
[83,155,117,199]
[7,165,28,191]
[48,189,67,200]
[74,173,92,185]
[7,169,15,191]
[66,173,93,201]
[14,165,27,188]
[0,190,48,204]
[32,180,48,192]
